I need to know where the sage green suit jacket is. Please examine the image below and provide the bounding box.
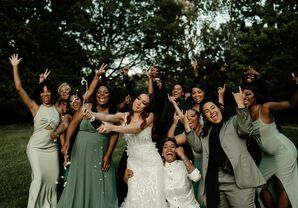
[186,108,265,200]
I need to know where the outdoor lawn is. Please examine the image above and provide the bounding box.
[0,123,298,207]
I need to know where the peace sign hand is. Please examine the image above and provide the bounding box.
[39,68,51,83]
[96,63,108,77]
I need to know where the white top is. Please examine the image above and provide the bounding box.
[164,160,201,208]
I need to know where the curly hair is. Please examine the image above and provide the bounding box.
[91,83,117,114]
[34,80,57,105]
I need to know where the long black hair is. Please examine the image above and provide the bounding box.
[199,97,228,137]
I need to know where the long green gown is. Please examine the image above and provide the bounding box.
[251,118,298,208]
[57,119,118,208]
[27,105,60,208]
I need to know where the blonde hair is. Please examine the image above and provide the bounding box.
[58,82,71,93]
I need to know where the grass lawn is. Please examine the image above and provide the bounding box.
[0,123,298,207]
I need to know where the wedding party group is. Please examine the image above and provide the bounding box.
[10,53,298,208]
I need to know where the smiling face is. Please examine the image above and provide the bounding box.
[186,109,200,130]
[191,87,205,104]
[96,86,110,106]
[244,73,256,84]
[162,140,177,163]
[202,101,223,124]
[243,89,256,108]
[58,84,71,101]
[69,94,81,111]
[171,84,184,100]
[132,93,150,113]
[40,85,52,105]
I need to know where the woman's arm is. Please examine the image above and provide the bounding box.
[98,113,154,134]
[83,63,107,101]
[167,112,179,138]
[176,147,201,182]
[51,114,72,141]
[174,133,187,145]
[218,84,226,105]
[167,95,184,118]
[261,76,298,123]
[61,110,83,155]
[146,66,155,94]
[232,87,251,137]
[102,132,119,172]
[122,66,132,95]
[10,54,39,116]
[117,95,131,112]
[92,111,125,123]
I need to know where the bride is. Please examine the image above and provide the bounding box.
[88,92,166,208]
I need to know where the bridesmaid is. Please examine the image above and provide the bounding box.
[10,54,60,207]
[243,80,298,208]
[57,83,118,208]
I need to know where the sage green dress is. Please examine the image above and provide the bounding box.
[251,118,298,208]
[27,105,60,208]
[57,119,118,208]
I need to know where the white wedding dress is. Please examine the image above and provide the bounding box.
[121,126,167,208]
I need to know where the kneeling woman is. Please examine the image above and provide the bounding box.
[186,88,265,207]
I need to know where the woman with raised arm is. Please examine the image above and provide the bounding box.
[91,92,167,208]
[57,83,118,208]
[243,77,298,208]
[9,54,60,207]
[185,88,265,208]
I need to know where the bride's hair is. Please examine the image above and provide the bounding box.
[127,92,154,129]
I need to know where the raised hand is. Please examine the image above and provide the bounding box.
[146,65,154,78]
[39,68,51,83]
[218,84,226,105]
[219,62,228,73]
[217,84,226,96]
[232,86,245,108]
[151,65,158,78]
[124,94,132,105]
[291,72,298,84]
[96,63,108,77]
[122,65,129,76]
[172,112,180,125]
[168,94,177,105]
[191,58,199,76]
[9,54,22,67]
[245,65,260,77]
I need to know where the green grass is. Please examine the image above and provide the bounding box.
[0,124,298,207]
[0,124,127,208]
